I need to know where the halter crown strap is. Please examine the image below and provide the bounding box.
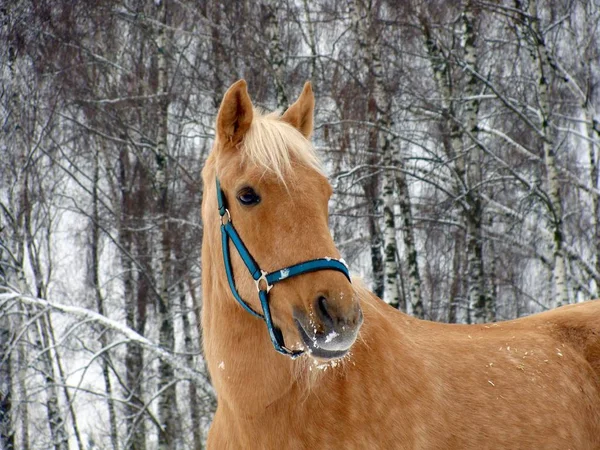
[216,178,351,358]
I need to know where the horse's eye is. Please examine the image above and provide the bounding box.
[237,187,261,206]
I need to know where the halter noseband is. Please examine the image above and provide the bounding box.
[216,178,351,359]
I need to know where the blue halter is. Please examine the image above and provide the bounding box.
[216,178,351,358]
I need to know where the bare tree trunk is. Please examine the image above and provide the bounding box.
[0,327,14,450]
[178,279,203,450]
[381,138,403,310]
[349,0,409,308]
[462,0,492,323]
[487,216,498,318]
[46,318,84,450]
[467,213,487,322]
[120,148,147,450]
[590,119,600,296]
[155,3,178,448]
[394,148,424,318]
[33,317,69,450]
[448,230,465,323]
[523,0,568,306]
[207,0,224,106]
[420,3,491,322]
[2,33,29,450]
[0,59,15,448]
[365,182,384,298]
[263,2,288,109]
[302,0,318,81]
[16,321,29,450]
[22,175,68,450]
[90,147,119,450]
[13,220,29,450]
[26,173,83,449]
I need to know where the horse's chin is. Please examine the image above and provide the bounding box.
[308,347,349,360]
[294,319,353,360]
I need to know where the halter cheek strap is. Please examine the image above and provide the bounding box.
[216,178,351,358]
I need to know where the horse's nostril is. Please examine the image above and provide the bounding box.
[316,295,334,326]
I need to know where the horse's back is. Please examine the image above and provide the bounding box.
[367,297,600,448]
[523,299,600,379]
[420,299,600,379]
[429,300,600,448]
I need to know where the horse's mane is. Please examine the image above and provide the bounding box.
[239,109,323,180]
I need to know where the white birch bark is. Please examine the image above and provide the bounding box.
[33,317,69,450]
[420,3,491,322]
[21,174,68,450]
[155,2,178,448]
[12,173,30,450]
[381,134,403,309]
[461,1,492,323]
[349,0,415,310]
[347,1,384,297]
[47,316,84,450]
[588,117,600,296]
[176,276,204,450]
[394,164,424,317]
[16,318,29,450]
[448,230,465,323]
[90,147,119,450]
[120,152,147,450]
[0,326,14,450]
[263,2,288,109]
[302,0,318,81]
[525,0,569,306]
[2,39,30,450]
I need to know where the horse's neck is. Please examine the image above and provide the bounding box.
[204,287,427,445]
[202,266,295,414]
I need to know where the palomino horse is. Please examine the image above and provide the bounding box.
[201,80,600,449]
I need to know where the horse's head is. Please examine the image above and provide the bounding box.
[202,80,362,360]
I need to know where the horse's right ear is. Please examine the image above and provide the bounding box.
[216,80,254,147]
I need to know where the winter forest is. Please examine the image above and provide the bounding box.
[1,0,599,448]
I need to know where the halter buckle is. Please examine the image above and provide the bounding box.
[255,270,273,293]
[220,208,231,225]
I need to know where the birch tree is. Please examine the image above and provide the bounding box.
[348,0,424,314]
[416,1,493,322]
[519,0,568,306]
[349,0,403,309]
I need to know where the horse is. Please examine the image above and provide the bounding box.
[200,79,600,449]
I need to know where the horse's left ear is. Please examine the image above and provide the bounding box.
[281,82,315,139]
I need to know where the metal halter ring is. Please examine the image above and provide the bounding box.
[255,270,273,293]
[220,208,231,225]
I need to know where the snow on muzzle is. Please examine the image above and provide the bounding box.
[293,294,363,359]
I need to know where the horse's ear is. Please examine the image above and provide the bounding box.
[216,80,254,147]
[281,81,314,139]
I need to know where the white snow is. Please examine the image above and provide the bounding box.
[324,330,338,343]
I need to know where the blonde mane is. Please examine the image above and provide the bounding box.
[239,109,323,180]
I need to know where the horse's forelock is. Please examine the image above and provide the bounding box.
[238,109,324,181]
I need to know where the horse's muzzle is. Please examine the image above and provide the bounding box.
[293,297,363,359]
